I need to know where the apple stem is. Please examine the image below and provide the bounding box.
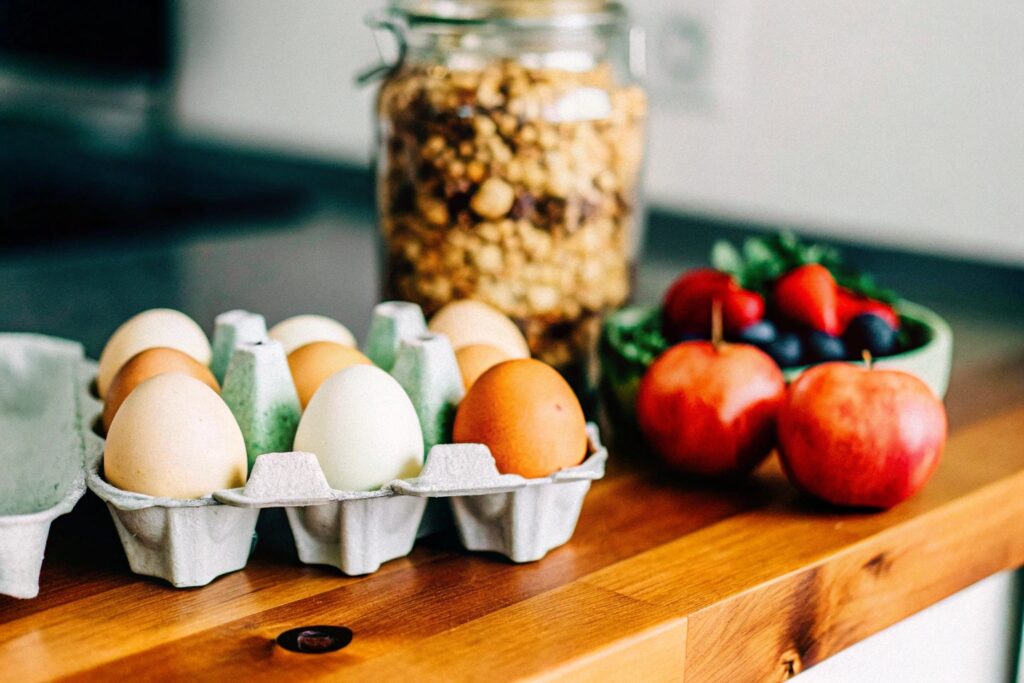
[862,349,874,369]
[711,299,724,352]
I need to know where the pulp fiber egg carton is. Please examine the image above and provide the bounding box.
[86,302,607,588]
[83,310,273,589]
[0,334,95,599]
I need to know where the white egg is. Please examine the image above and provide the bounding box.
[268,314,357,355]
[294,365,424,491]
[104,373,247,499]
[97,309,211,398]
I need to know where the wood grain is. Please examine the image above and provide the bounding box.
[584,408,1024,681]
[2,364,1023,682]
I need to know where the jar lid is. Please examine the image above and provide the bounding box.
[390,0,625,26]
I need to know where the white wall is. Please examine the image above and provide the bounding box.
[174,0,378,162]
[174,1,1024,265]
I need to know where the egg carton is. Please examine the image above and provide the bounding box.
[84,301,607,587]
[213,427,606,574]
[0,334,94,599]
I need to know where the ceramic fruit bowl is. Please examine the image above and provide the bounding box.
[600,299,953,429]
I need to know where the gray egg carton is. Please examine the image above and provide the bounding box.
[213,427,606,575]
[84,302,607,588]
[0,334,94,599]
[86,462,260,589]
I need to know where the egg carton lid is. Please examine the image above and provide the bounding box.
[0,339,94,521]
[0,340,94,598]
[212,424,606,508]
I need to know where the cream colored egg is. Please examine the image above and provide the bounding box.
[294,365,424,491]
[268,314,357,355]
[97,309,211,398]
[428,300,529,359]
[104,373,247,499]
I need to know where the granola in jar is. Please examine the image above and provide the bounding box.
[372,1,647,392]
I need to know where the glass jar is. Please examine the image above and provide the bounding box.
[368,0,647,395]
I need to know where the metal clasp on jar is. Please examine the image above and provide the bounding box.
[357,10,409,85]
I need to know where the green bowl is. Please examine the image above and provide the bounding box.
[599,300,953,424]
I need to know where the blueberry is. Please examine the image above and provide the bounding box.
[805,331,847,362]
[676,331,706,343]
[763,332,803,367]
[844,313,897,357]
[733,320,777,346]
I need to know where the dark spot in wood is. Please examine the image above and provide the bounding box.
[276,625,353,654]
[782,655,799,678]
[863,552,889,576]
[783,568,822,670]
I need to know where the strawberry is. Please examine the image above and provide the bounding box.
[773,264,840,335]
[663,268,765,338]
[837,288,900,331]
[722,288,766,332]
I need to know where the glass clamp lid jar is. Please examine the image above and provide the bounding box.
[365,0,648,396]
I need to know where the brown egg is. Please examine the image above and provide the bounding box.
[288,341,372,408]
[453,358,588,478]
[103,347,219,433]
[455,344,511,392]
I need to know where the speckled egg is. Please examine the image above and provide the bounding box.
[97,309,211,398]
[104,373,247,499]
[294,365,424,491]
[428,300,530,359]
[268,314,357,355]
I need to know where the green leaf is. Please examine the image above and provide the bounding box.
[834,270,899,303]
[742,238,776,267]
[711,240,744,277]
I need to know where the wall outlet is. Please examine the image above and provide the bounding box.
[636,0,751,114]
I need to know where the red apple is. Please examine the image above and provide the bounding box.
[778,363,947,508]
[636,341,786,476]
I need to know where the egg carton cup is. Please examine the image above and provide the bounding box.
[0,336,94,599]
[213,424,607,572]
[213,452,427,575]
[394,423,608,563]
[80,313,273,589]
[83,384,259,588]
[85,455,260,588]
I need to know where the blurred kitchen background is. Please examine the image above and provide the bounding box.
[0,0,1021,362]
[171,0,1024,264]
[2,0,1022,259]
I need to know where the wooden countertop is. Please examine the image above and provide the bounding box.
[2,352,1024,682]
